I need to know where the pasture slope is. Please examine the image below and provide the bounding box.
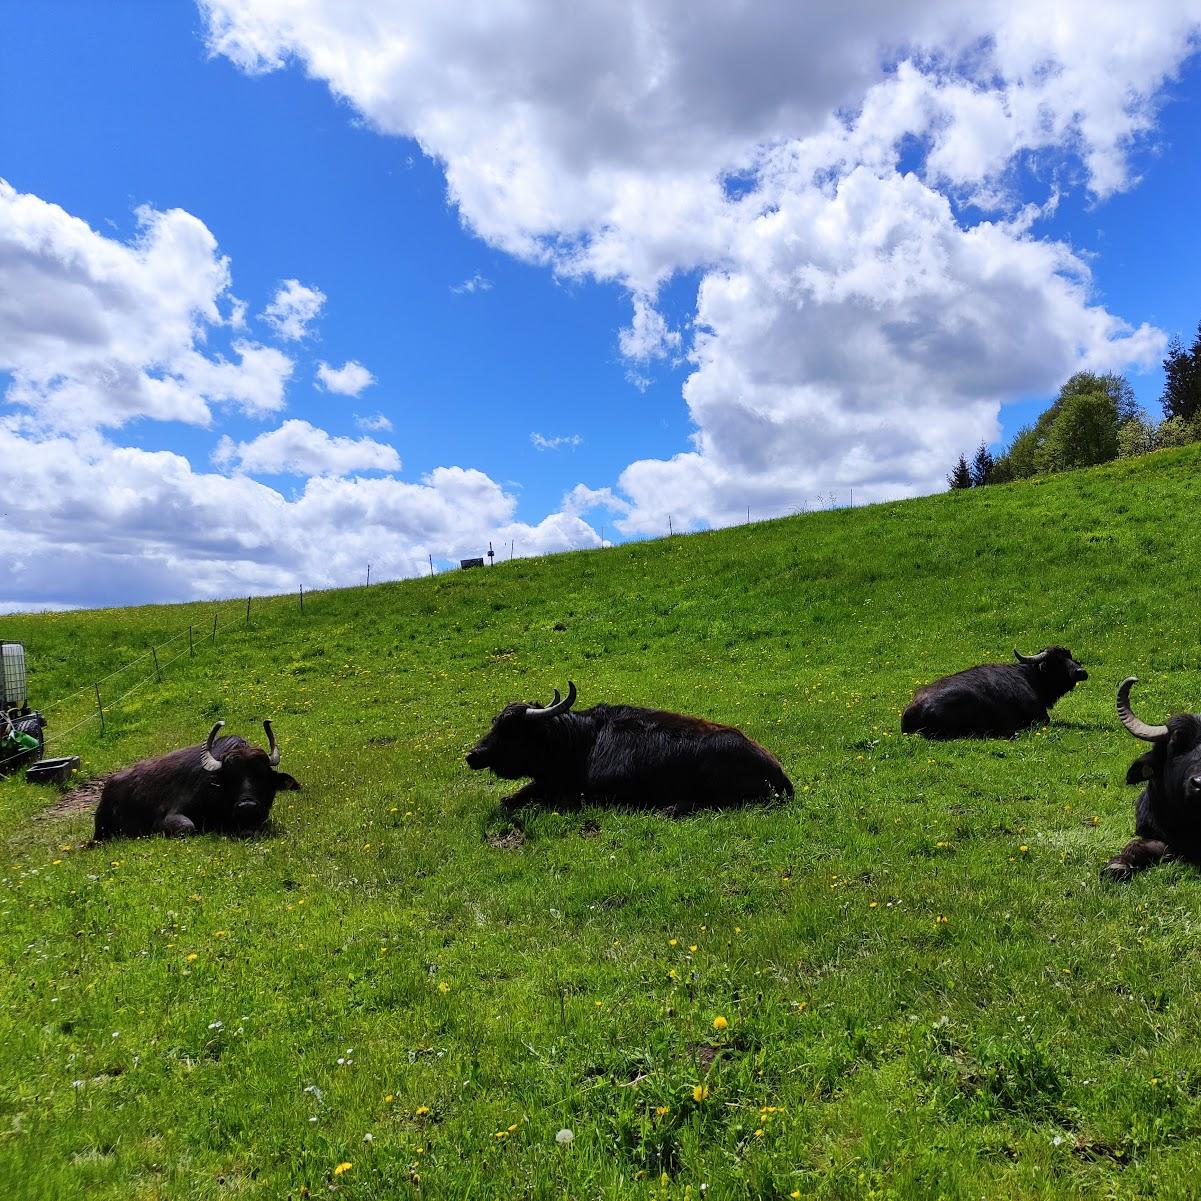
[2,445,1201,1201]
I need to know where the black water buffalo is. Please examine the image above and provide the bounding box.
[1103,677,1201,880]
[466,681,793,810]
[901,646,1088,739]
[93,720,300,840]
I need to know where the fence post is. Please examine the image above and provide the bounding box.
[151,646,162,683]
[428,554,434,577]
[94,684,105,736]
[189,625,194,657]
[212,612,218,644]
[366,564,371,587]
[299,585,304,614]
[245,595,251,627]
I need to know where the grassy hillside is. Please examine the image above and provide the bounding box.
[2,445,1201,1200]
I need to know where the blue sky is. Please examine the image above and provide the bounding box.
[2,2,1200,608]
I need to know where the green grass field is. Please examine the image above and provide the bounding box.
[3,445,1201,1200]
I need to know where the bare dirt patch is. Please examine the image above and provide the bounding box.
[38,776,107,820]
[487,828,525,850]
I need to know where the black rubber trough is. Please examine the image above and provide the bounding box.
[25,757,80,785]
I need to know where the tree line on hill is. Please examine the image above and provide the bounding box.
[948,319,1201,489]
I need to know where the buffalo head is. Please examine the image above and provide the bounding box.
[1014,645,1089,689]
[1117,678,1201,803]
[466,681,578,779]
[201,720,301,827]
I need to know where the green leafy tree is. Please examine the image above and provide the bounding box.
[995,424,1040,481]
[1036,388,1120,472]
[1154,414,1200,450]
[1116,415,1156,458]
[947,453,972,490]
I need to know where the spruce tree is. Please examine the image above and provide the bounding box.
[1161,323,1201,424]
[947,453,972,490]
[970,441,995,487]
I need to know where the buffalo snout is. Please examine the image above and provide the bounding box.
[466,748,488,770]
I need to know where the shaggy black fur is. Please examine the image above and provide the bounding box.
[93,733,300,840]
[901,646,1088,739]
[466,693,793,811]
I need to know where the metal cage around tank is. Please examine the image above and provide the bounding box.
[1,642,28,715]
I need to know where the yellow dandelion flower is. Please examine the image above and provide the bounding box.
[791,1192,802,1199]
[753,1128,764,1137]
[692,1084,709,1102]
[868,901,878,909]
[186,953,198,962]
[384,1095,394,1104]
[688,945,698,953]
[668,938,678,946]
[655,1105,670,1116]
[438,981,450,993]
[333,1162,352,1176]
[1019,845,1029,854]
[415,1106,430,1116]
[935,914,949,926]
[507,1123,518,1132]
[712,1016,729,1031]
[52,859,62,865]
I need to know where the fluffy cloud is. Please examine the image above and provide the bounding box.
[201,0,1200,527]
[260,278,326,340]
[316,358,375,396]
[0,179,292,430]
[214,418,401,476]
[0,180,600,609]
[0,424,600,610]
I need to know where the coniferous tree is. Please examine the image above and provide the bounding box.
[947,453,972,490]
[970,441,995,487]
[1161,323,1201,425]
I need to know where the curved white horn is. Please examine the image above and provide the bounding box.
[263,720,280,766]
[525,680,578,719]
[201,720,226,771]
[1116,677,1169,743]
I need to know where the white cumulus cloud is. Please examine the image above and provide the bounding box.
[0,424,600,610]
[260,278,326,341]
[0,179,292,430]
[316,358,375,396]
[213,418,402,476]
[201,0,1199,527]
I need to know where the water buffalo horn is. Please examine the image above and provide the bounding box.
[201,720,226,771]
[264,720,280,766]
[1116,677,1169,742]
[1014,648,1050,665]
[525,680,578,719]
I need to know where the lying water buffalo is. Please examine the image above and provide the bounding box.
[93,720,300,840]
[1102,677,1201,880]
[901,646,1088,739]
[466,681,793,810]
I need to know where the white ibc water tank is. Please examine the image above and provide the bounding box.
[1,642,28,710]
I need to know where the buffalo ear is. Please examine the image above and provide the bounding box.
[1126,753,1156,785]
[274,772,302,792]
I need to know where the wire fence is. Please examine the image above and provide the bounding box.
[0,600,265,774]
